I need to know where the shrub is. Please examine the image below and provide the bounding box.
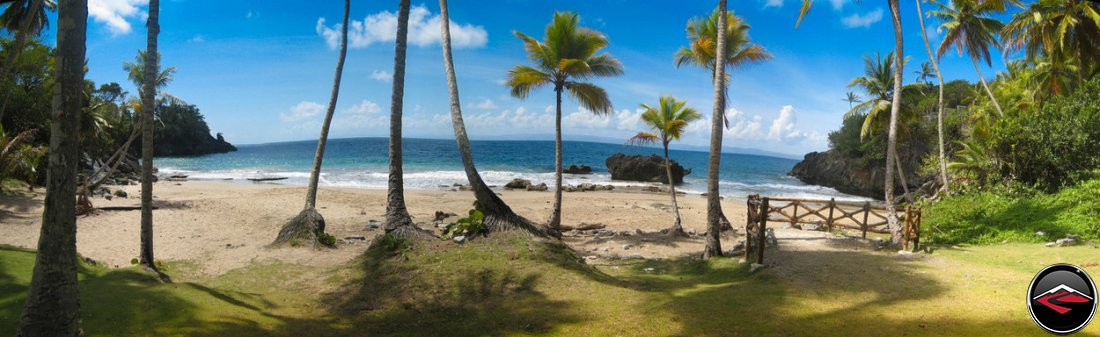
[440,203,489,239]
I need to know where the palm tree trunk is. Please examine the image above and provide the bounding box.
[664,142,686,237]
[894,148,913,203]
[304,0,349,210]
[702,0,728,259]
[914,0,949,192]
[384,0,422,238]
[973,60,1003,117]
[18,0,85,335]
[139,0,160,269]
[438,0,544,235]
[547,85,564,229]
[0,0,45,123]
[886,0,903,245]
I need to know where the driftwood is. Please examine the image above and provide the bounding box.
[557,223,607,232]
[247,177,288,182]
[98,206,159,211]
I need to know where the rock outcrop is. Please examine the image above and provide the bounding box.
[788,150,926,200]
[605,153,690,184]
[563,164,592,174]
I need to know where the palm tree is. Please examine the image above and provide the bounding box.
[18,0,85,335]
[848,51,918,202]
[506,12,623,230]
[438,0,544,235]
[703,0,728,259]
[913,61,934,85]
[799,0,907,243]
[0,0,55,122]
[273,0,349,246]
[123,50,176,91]
[628,96,700,237]
[383,0,428,238]
[1003,0,1100,79]
[138,0,160,271]
[843,91,861,109]
[930,0,1007,117]
[915,0,951,191]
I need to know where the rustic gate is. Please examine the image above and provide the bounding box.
[744,195,922,264]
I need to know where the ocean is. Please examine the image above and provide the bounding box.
[156,137,867,201]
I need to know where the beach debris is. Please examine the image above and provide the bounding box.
[643,267,655,272]
[433,211,457,221]
[453,235,467,244]
[574,223,607,231]
[750,263,768,273]
[766,228,779,247]
[247,177,288,182]
[563,164,592,174]
[1035,231,1047,236]
[800,223,822,231]
[365,220,382,230]
[113,189,128,198]
[1055,235,1079,247]
[622,244,633,250]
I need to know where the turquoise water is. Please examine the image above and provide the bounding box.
[156,137,866,201]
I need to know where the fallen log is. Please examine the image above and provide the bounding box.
[247,177,288,182]
[98,206,160,211]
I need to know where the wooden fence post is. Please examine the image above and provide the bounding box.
[913,209,922,252]
[861,201,870,239]
[791,200,799,227]
[758,197,769,264]
[903,206,911,250]
[826,198,835,232]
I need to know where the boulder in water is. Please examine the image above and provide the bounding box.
[605,153,690,184]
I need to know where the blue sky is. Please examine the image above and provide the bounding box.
[60,0,1017,156]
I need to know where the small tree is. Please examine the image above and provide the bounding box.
[628,96,700,237]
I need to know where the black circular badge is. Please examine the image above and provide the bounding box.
[1028,264,1097,335]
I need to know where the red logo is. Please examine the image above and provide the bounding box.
[1034,284,1094,315]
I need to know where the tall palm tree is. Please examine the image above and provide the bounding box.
[848,51,917,202]
[930,0,1007,117]
[438,0,544,235]
[799,0,907,243]
[913,61,934,85]
[383,0,427,238]
[628,96,700,237]
[273,0,349,246]
[703,0,729,259]
[506,12,623,230]
[18,0,85,335]
[843,91,861,109]
[674,8,772,118]
[0,0,55,122]
[915,0,950,191]
[123,50,176,90]
[137,0,160,271]
[1003,0,1100,79]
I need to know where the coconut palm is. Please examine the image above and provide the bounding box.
[930,0,1007,117]
[506,12,623,230]
[703,0,728,258]
[848,51,918,201]
[383,0,428,238]
[123,50,176,91]
[914,61,935,85]
[1002,0,1100,79]
[0,127,45,187]
[628,96,700,237]
[18,0,85,335]
[915,0,950,191]
[273,0,349,246]
[438,0,544,235]
[0,0,55,122]
[137,0,160,271]
[799,0,907,243]
[843,91,861,109]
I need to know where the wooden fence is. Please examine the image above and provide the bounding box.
[744,195,923,264]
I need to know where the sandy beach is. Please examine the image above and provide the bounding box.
[0,180,748,275]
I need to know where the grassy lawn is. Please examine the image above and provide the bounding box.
[1,237,1099,336]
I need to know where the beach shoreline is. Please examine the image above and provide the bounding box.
[0,180,748,275]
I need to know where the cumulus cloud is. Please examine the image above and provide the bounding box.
[280,101,325,122]
[829,0,850,10]
[475,99,497,110]
[316,5,488,50]
[346,99,381,115]
[764,0,784,7]
[561,108,648,131]
[336,99,384,128]
[89,0,147,34]
[841,8,883,28]
[370,70,391,81]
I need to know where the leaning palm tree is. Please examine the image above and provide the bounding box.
[799,0,907,243]
[915,0,950,191]
[506,12,623,230]
[383,0,429,238]
[18,0,85,335]
[676,6,770,256]
[843,91,861,109]
[438,0,544,235]
[0,0,55,122]
[628,96,700,237]
[273,0,349,246]
[136,0,161,272]
[930,0,1007,117]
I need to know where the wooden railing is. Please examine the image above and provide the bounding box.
[744,195,923,264]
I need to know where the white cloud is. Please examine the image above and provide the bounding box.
[562,107,648,132]
[280,101,325,122]
[723,108,765,140]
[315,5,488,50]
[188,35,205,43]
[335,100,384,128]
[841,8,883,28]
[370,70,391,81]
[474,99,497,110]
[829,0,850,10]
[768,105,802,141]
[764,0,784,8]
[89,0,147,35]
[346,99,381,115]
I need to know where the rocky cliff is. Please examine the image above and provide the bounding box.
[789,149,930,200]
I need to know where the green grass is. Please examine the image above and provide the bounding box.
[924,178,1100,244]
[1,238,1099,336]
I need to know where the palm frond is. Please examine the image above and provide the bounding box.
[565,81,613,114]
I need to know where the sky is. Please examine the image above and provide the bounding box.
[44,0,1019,157]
